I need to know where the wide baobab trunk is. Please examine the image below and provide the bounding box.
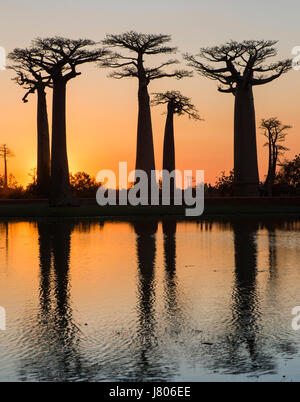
[50,78,74,206]
[135,79,156,178]
[234,85,259,196]
[37,88,50,197]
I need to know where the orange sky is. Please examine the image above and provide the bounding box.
[0,0,299,186]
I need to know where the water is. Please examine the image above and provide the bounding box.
[0,218,300,382]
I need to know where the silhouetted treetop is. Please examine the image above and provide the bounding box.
[0,144,14,159]
[152,91,201,119]
[18,37,109,82]
[185,40,291,94]
[101,31,191,82]
[8,48,52,102]
[260,117,291,152]
[103,32,177,55]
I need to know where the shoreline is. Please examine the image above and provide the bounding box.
[0,197,299,219]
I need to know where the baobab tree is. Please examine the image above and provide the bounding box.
[0,144,14,190]
[101,32,191,181]
[26,37,108,206]
[260,117,290,195]
[152,91,201,198]
[185,40,291,196]
[8,48,51,197]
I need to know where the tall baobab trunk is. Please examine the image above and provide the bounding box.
[135,59,155,179]
[163,104,175,201]
[234,85,259,196]
[37,88,50,197]
[50,78,73,206]
[265,141,273,196]
[163,104,175,173]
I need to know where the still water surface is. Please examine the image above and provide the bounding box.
[0,218,300,382]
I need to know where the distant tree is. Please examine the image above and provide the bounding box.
[0,173,24,199]
[8,174,20,190]
[70,171,99,197]
[0,144,14,189]
[185,40,291,196]
[102,31,191,181]
[8,48,51,197]
[276,154,300,193]
[28,168,37,186]
[260,117,290,195]
[25,168,39,196]
[152,91,201,197]
[215,170,234,196]
[27,37,108,206]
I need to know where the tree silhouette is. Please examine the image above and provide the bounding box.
[69,171,98,197]
[152,91,200,200]
[152,90,200,172]
[277,154,300,193]
[0,144,14,190]
[185,40,291,196]
[8,48,52,197]
[101,32,191,181]
[26,37,108,206]
[260,117,290,196]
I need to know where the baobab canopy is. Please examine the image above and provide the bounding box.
[101,31,191,82]
[185,40,292,196]
[151,91,201,120]
[185,40,291,94]
[8,48,52,103]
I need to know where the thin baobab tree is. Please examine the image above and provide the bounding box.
[0,144,14,190]
[27,37,109,206]
[260,117,290,196]
[152,91,201,199]
[8,48,52,197]
[185,40,291,196]
[152,90,200,172]
[101,31,191,181]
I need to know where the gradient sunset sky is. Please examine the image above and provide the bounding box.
[0,0,299,186]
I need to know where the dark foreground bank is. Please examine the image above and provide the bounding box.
[0,197,299,218]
